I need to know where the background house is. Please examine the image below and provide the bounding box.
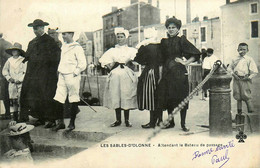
[102,0,160,51]
[77,32,94,66]
[221,0,260,66]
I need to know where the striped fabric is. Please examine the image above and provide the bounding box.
[141,69,156,111]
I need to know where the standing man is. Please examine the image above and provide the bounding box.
[20,19,61,127]
[53,30,86,131]
[48,28,62,48]
[0,33,12,119]
[201,48,219,100]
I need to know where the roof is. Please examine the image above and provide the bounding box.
[221,0,256,7]
[102,1,159,18]
[85,32,93,41]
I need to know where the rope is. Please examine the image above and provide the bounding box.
[147,60,222,141]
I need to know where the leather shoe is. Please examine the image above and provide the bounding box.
[52,123,65,131]
[44,122,56,128]
[125,121,132,127]
[110,121,121,127]
[142,124,155,129]
[65,124,75,132]
[32,120,45,127]
[182,126,190,132]
[162,123,175,129]
[141,123,150,127]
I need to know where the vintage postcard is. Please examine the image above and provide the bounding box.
[0,0,259,168]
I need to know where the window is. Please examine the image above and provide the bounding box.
[117,14,122,26]
[251,21,258,38]
[110,34,115,45]
[105,19,109,29]
[251,3,258,14]
[183,29,187,37]
[200,27,206,42]
[111,17,114,28]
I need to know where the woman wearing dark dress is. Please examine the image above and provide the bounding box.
[158,17,201,132]
[135,30,163,128]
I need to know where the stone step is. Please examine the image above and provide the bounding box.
[30,126,113,142]
[30,135,97,161]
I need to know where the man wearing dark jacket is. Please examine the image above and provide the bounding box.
[20,19,62,127]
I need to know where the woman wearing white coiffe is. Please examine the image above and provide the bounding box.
[99,27,138,127]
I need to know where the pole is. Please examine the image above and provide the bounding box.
[137,0,142,76]
[174,0,176,16]
[138,0,141,43]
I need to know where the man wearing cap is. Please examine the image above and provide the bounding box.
[53,29,86,131]
[0,33,12,119]
[48,27,62,48]
[20,19,62,127]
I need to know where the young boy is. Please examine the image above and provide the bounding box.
[201,48,218,100]
[53,30,86,131]
[2,43,27,121]
[230,43,258,114]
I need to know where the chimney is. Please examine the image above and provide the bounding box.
[130,0,138,4]
[148,0,152,5]
[226,0,230,4]
[186,0,191,24]
[112,7,118,12]
[157,0,159,8]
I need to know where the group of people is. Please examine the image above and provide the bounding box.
[0,16,258,162]
[1,16,258,135]
[99,16,258,132]
[1,19,87,132]
[200,43,258,118]
[99,17,201,132]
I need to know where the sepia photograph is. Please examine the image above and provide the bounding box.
[0,0,259,167]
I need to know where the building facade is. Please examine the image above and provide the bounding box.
[129,16,221,58]
[102,0,160,51]
[93,29,103,65]
[77,32,94,65]
[180,17,221,58]
[221,0,260,66]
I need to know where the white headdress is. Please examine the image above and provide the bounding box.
[144,27,157,39]
[114,27,129,38]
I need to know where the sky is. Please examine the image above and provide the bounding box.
[0,0,226,49]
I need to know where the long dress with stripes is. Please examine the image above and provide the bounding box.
[134,43,162,111]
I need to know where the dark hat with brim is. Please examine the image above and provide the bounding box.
[28,19,49,27]
[5,42,25,57]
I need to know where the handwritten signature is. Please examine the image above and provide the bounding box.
[192,140,235,168]
[211,149,229,168]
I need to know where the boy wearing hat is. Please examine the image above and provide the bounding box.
[2,43,27,121]
[201,48,219,100]
[53,30,86,131]
[3,122,34,162]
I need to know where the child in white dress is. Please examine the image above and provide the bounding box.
[2,43,27,121]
